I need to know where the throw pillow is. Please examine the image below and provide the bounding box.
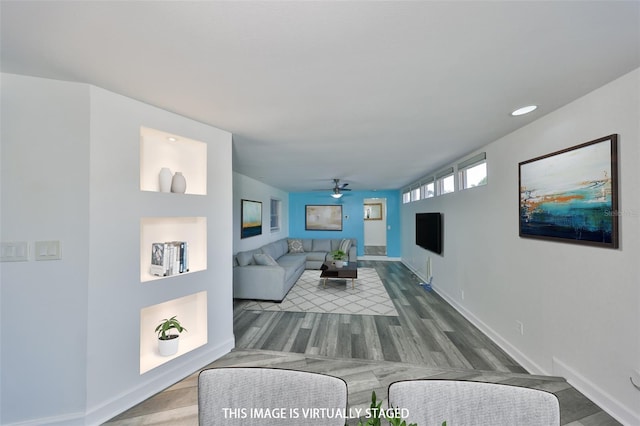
[253,253,278,266]
[288,239,304,253]
[312,239,331,252]
[339,238,352,254]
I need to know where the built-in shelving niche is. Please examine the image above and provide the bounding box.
[140,291,208,374]
[140,217,207,282]
[140,126,207,195]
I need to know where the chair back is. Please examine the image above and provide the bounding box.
[388,379,560,426]
[199,367,348,425]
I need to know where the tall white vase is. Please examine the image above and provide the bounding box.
[159,167,172,193]
[171,172,187,193]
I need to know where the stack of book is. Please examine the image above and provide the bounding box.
[150,241,189,277]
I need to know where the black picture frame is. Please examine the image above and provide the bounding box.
[241,199,262,239]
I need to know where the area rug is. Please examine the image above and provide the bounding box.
[242,268,399,316]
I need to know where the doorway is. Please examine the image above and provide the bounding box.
[363,198,387,256]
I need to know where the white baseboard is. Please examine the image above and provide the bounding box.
[401,259,639,425]
[552,357,640,426]
[358,255,402,261]
[5,338,235,426]
[402,260,548,374]
[85,337,235,425]
[3,411,85,426]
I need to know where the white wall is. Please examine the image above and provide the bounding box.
[1,74,91,424]
[233,172,289,253]
[1,74,235,425]
[401,69,640,424]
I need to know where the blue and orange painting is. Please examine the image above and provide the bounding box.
[519,137,617,247]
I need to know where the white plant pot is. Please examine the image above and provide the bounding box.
[158,335,180,357]
[334,260,344,268]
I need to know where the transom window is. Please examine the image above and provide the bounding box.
[459,153,487,190]
[436,168,455,196]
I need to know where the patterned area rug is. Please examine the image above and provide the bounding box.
[242,268,399,316]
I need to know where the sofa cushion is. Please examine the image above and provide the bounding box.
[278,253,306,268]
[301,239,313,252]
[312,239,331,252]
[306,252,328,262]
[288,239,304,253]
[261,240,286,260]
[236,249,259,267]
[254,253,278,266]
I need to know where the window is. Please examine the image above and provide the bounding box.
[270,198,281,232]
[402,190,411,204]
[421,180,435,199]
[411,186,421,202]
[458,152,487,190]
[436,167,455,195]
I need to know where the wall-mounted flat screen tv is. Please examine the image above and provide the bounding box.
[416,212,443,254]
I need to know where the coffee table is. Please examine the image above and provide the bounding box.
[320,261,358,289]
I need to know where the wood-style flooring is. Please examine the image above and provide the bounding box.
[105,261,619,425]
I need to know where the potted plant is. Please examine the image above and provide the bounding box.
[155,316,187,357]
[331,249,347,268]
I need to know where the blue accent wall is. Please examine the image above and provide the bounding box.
[288,190,401,257]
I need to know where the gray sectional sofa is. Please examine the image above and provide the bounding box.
[233,237,357,301]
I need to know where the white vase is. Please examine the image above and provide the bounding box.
[159,167,172,193]
[171,172,187,193]
[158,335,179,356]
[334,260,344,268]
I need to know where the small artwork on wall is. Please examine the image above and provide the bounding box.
[518,134,618,248]
[241,199,262,239]
[305,205,343,231]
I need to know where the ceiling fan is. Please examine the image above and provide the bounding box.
[320,179,351,198]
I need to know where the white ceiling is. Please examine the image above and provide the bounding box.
[2,1,639,192]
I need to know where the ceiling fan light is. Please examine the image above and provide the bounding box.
[331,193,343,199]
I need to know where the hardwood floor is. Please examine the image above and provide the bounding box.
[104,261,620,425]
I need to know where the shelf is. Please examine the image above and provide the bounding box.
[140,126,207,195]
[140,291,208,374]
[140,217,207,282]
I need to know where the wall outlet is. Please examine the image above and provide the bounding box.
[516,320,524,335]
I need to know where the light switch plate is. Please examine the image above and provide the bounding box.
[0,242,29,262]
[35,240,61,261]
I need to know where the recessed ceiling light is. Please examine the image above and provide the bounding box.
[167,136,178,142]
[511,105,538,116]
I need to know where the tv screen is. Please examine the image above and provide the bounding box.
[416,212,443,254]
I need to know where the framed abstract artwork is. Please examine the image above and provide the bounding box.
[305,205,343,231]
[241,199,262,239]
[518,134,618,248]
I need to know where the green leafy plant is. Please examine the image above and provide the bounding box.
[354,391,417,426]
[331,249,347,261]
[155,316,187,340]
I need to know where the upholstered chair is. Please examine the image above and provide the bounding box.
[198,367,348,425]
[388,379,560,426]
